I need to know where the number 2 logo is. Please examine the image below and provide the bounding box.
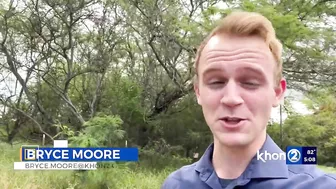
[287,149,301,163]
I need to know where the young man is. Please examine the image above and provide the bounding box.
[161,11,336,189]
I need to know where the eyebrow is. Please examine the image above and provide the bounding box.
[202,65,226,76]
[237,67,266,77]
[202,64,266,79]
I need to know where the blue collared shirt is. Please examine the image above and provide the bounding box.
[161,135,336,189]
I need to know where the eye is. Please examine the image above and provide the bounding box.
[241,81,260,88]
[208,80,226,89]
[210,81,225,85]
[243,81,258,85]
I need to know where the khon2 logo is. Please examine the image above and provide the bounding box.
[256,146,317,165]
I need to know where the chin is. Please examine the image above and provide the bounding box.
[215,132,253,147]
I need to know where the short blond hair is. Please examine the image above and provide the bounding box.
[194,11,283,85]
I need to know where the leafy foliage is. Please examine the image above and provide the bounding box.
[69,114,125,147]
[268,88,336,165]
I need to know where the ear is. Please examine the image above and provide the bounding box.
[194,82,202,105]
[272,78,286,107]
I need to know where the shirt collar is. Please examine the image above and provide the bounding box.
[194,134,289,179]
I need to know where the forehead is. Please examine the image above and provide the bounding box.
[204,34,271,52]
[199,34,275,76]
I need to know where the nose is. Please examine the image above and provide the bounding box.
[220,80,244,107]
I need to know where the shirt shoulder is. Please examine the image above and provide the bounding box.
[245,165,336,189]
[161,163,200,189]
[288,164,336,179]
[286,165,336,188]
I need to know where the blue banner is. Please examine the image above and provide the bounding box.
[286,146,317,165]
[20,147,139,162]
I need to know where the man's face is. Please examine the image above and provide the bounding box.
[194,33,286,147]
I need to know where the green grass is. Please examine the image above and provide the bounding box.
[318,165,336,174]
[0,165,174,189]
[1,142,336,189]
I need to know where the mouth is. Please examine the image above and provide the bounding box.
[219,117,247,128]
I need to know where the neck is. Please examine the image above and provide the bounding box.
[212,132,267,179]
